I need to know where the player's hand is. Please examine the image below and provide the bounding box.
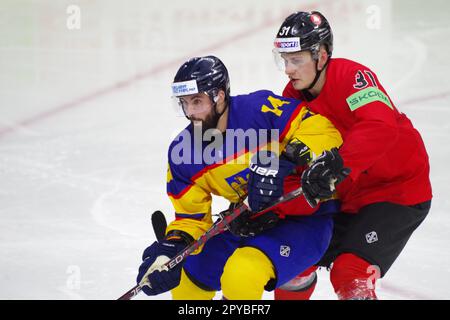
[247,151,296,212]
[301,148,351,207]
[137,233,190,295]
[227,206,279,237]
[283,138,315,166]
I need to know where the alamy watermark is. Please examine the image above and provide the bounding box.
[170,125,281,166]
[367,264,382,290]
[66,5,81,30]
[66,265,81,290]
[366,5,381,30]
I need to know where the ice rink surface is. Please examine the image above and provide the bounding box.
[1,0,449,299]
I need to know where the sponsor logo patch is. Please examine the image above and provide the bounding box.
[365,231,379,244]
[274,37,301,52]
[346,87,394,111]
[172,80,199,97]
[280,245,291,257]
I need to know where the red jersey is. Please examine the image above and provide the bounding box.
[283,58,432,213]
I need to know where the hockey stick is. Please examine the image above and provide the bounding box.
[117,187,304,300]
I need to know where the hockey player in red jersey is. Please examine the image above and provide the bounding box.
[271,11,432,300]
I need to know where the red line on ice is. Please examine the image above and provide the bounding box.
[2,1,448,140]
[0,12,290,140]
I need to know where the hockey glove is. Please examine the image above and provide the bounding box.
[301,148,351,207]
[247,150,296,212]
[226,204,279,237]
[283,138,315,166]
[137,230,193,296]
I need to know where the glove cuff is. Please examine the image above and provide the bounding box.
[283,139,313,166]
[165,230,194,246]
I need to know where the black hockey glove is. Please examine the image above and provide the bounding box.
[301,148,351,207]
[225,203,279,238]
[283,138,314,166]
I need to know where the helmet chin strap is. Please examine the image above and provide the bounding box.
[306,53,330,91]
[306,60,322,90]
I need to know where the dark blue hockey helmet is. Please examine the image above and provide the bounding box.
[171,56,231,124]
[274,11,333,59]
[171,55,230,101]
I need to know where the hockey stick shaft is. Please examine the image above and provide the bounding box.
[118,187,304,300]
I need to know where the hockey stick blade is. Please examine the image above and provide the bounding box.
[151,210,167,242]
[118,187,304,300]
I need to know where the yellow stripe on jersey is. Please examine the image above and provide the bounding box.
[167,166,173,183]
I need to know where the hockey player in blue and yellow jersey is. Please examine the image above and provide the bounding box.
[136,56,346,299]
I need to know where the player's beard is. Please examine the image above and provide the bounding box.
[191,110,219,133]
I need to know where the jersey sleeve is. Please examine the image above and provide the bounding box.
[288,108,343,158]
[338,67,399,181]
[165,161,213,243]
[263,90,342,156]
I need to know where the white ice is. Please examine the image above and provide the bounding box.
[0,0,449,300]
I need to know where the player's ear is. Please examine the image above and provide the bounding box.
[216,89,227,113]
[317,46,329,71]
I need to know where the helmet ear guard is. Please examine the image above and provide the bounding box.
[211,91,220,104]
[309,44,321,61]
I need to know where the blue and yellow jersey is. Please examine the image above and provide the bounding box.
[166,90,342,241]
